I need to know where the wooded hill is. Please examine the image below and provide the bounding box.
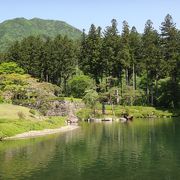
[0,18,82,52]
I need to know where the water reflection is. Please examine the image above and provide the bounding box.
[0,118,180,180]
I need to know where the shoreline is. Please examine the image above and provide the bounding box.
[4,125,80,140]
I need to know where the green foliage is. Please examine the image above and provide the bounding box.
[29,109,36,115]
[0,73,62,114]
[76,108,92,120]
[78,15,180,108]
[0,17,82,52]
[68,75,94,98]
[0,14,179,108]
[0,62,24,74]
[7,35,77,92]
[121,86,145,106]
[79,25,103,84]
[83,89,99,116]
[157,78,180,108]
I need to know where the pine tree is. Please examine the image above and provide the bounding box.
[142,20,162,105]
[160,14,180,107]
[79,24,103,85]
[129,26,142,90]
[120,21,131,86]
[102,19,120,88]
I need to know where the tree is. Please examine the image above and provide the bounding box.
[120,21,131,86]
[8,35,77,93]
[102,19,121,89]
[129,26,142,90]
[142,20,162,105]
[79,25,103,84]
[8,36,44,77]
[160,14,180,107]
[83,89,99,116]
[67,75,95,98]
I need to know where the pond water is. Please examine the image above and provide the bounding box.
[0,118,180,180]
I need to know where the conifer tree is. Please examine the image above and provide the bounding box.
[160,14,180,107]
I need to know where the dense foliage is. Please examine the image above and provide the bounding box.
[0,62,61,114]
[1,14,180,108]
[79,15,180,108]
[67,75,94,98]
[6,35,78,93]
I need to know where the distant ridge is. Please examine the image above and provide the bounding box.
[0,17,82,52]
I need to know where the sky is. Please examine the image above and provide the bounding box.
[0,0,179,33]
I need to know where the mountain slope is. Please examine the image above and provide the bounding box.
[0,18,82,52]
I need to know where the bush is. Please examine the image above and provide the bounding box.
[157,78,180,108]
[83,89,99,116]
[17,111,26,120]
[67,75,95,98]
[0,91,4,103]
[76,109,91,120]
[0,62,24,74]
[29,109,36,115]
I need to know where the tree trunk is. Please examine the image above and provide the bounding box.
[150,84,154,106]
[155,78,158,106]
[135,72,137,90]
[133,63,135,91]
[102,102,105,115]
[126,68,128,86]
[146,83,149,105]
[46,74,49,82]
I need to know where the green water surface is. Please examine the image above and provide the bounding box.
[0,118,180,180]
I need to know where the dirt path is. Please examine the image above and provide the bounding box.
[4,125,80,140]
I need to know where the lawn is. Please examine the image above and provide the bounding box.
[0,104,67,138]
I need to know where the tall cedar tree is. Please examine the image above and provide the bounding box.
[102,19,120,87]
[142,20,162,105]
[129,26,142,90]
[119,21,131,86]
[79,24,103,84]
[160,14,180,107]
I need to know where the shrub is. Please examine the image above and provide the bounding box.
[0,62,24,74]
[76,109,91,120]
[29,109,36,115]
[68,75,95,98]
[17,111,26,120]
[83,89,99,116]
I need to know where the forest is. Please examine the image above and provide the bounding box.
[1,14,179,109]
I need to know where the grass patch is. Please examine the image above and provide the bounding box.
[0,104,67,138]
[0,116,66,138]
[64,97,82,102]
[0,104,40,120]
[46,96,82,102]
[77,104,179,120]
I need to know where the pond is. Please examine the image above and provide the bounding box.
[0,118,180,180]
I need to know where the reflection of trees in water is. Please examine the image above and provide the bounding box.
[58,119,180,180]
[0,129,81,180]
[1,119,180,180]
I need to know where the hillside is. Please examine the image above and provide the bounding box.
[0,17,82,52]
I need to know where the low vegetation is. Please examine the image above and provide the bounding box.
[77,104,179,120]
[0,104,66,138]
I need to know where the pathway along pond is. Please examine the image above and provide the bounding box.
[0,118,180,180]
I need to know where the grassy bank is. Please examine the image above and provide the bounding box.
[77,104,180,120]
[0,104,66,138]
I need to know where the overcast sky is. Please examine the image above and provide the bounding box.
[0,0,179,33]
